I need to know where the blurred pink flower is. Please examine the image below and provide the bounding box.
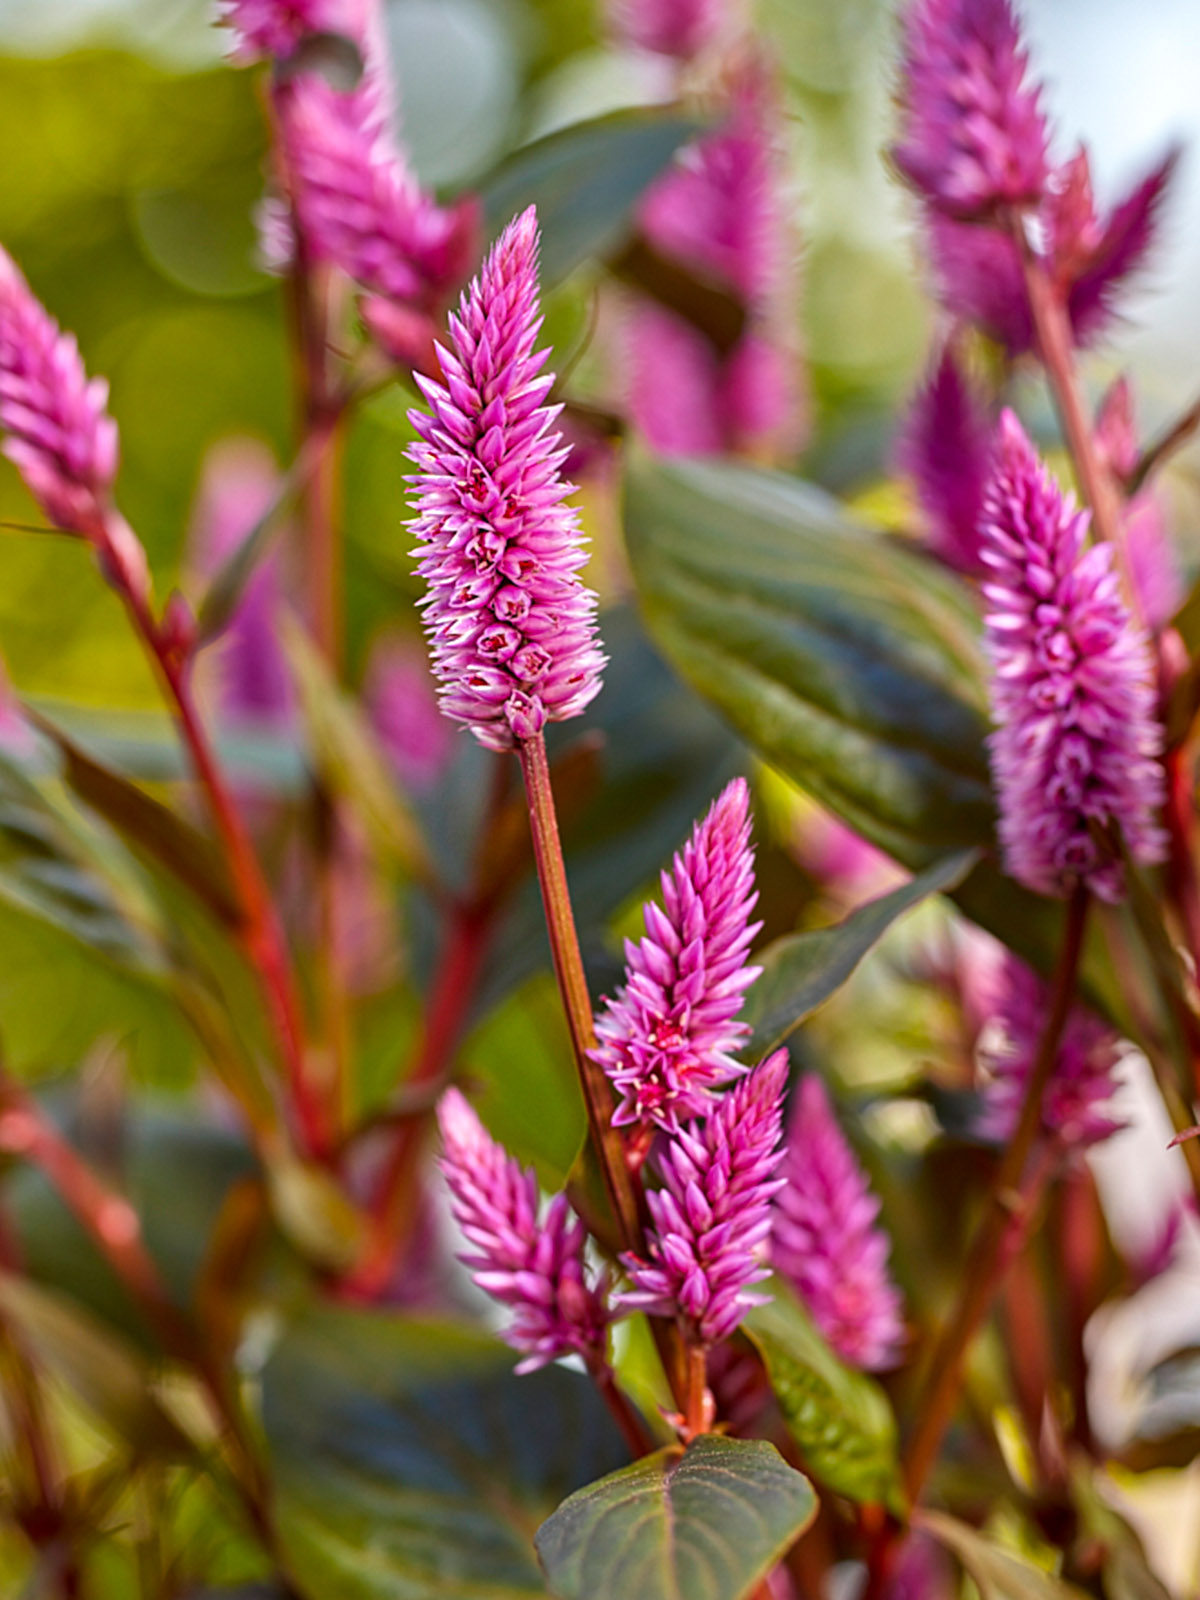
[790,807,907,909]
[896,339,993,573]
[627,58,804,460]
[607,0,726,60]
[772,1075,905,1371]
[364,633,454,794]
[188,439,295,733]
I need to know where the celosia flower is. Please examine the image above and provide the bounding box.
[982,410,1166,900]
[608,0,725,60]
[893,0,1050,221]
[966,944,1123,1147]
[219,0,349,61]
[365,633,454,793]
[772,1075,905,1371]
[620,1050,789,1345]
[436,1088,610,1372]
[278,72,476,314]
[0,247,148,605]
[926,149,1179,356]
[408,207,605,750]
[188,439,294,731]
[896,339,993,572]
[626,58,803,460]
[591,777,761,1131]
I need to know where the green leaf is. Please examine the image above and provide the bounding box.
[919,1511,1090,1600]
[261,1305,633,1600]
[623,453,994,870]
[479,110,705,287]
[534,1433,816,1600]
[745,849,979,1055]
[744,1283,902,1510]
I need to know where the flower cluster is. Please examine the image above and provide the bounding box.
[619,49,803,459]
[407,207,605,750]
[893,0,1050,221]
[0,247,147,604]
[965,943,1123,1147]
[896,339,993,573]
[591,777,761,1131]
[620,1050,789,1345]
[772,1075,905,1371]
[981,411,1166,900]
[436,1089,610,1372]
[219,0,349,62]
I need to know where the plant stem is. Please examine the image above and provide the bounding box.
[901,887,1090,1502]
[683,1341,711,1439]
[517,732,642,1251]
[589,1359,655,1459]
[1130,389,1200,495]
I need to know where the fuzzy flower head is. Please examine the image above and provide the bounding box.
[408,208,605,750]
[436,1089,610,1372]
[967,945,1123,1147]
[896,339,993,574]
[219,0,349,61]
[608,0,726,60]
[772,1076,905,1371]
[893,0,1050,221]
[620,1050,788,1345]
[981,411,1166,901]
[592,777,761,1132]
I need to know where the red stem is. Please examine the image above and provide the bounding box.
[517,733,641,1251]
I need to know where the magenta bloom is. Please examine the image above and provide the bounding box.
[627,59,803,460]
[278,72,476,316]
[408,208,605,751]
[608,0,724,59]
[592,778,761,1131]
[219,0,349,61]
[189,439,295,731]
[772,1076,905,1371]
[893,0,1050,221]
[365,633,455,794]
[966,946,1123,1147]
[896,340,993,573]
[620,1051,789,1345]
[436,1089,610,1373]
[981,411,1166,901]
[0,247,148,605]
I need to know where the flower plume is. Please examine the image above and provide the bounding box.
[982,410,1166,900]
[896,339,992,573]
[772,1075,905,1371]
[592,777,761,1131]
[620,1050,789,1344]
[437,1089,610,1372]
[408,207,605,750]
[608,0,725,60]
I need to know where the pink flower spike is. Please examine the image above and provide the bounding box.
[772,1076,905,1371]
[620,1050,789,1345]
[219,0,349,62]
[896,339,993,573]
[591,777,761,1132]
[970,949,1123,1148]
[981,410,1166,901]
[1067,147,1180,347]
[407,207,606,751]
[893,0,1051,221]
[436,1089,610,1373]
[364,633,454,794]
[607,0,726,60]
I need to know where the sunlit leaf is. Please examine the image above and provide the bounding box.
[920,1511,1090,1599]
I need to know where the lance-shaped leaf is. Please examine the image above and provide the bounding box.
[261,1305,632,1600]
[479,110,706,287]
[623,453,993,870]
[920,1511,1090,1600]
[745,849,979,1055]
[744,1283,902,1511]
[535,1433,815,1600]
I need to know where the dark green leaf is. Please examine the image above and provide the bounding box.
[608,238,745,355]
[479,111,706,286]
[623,453,994,870]
[261,1305,632,1600]
[745,849,979,1055]
[31,711,240,926]
[534,1432,816,1600]
[920,1511,1090,1600]
[744,1283,902,1510]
